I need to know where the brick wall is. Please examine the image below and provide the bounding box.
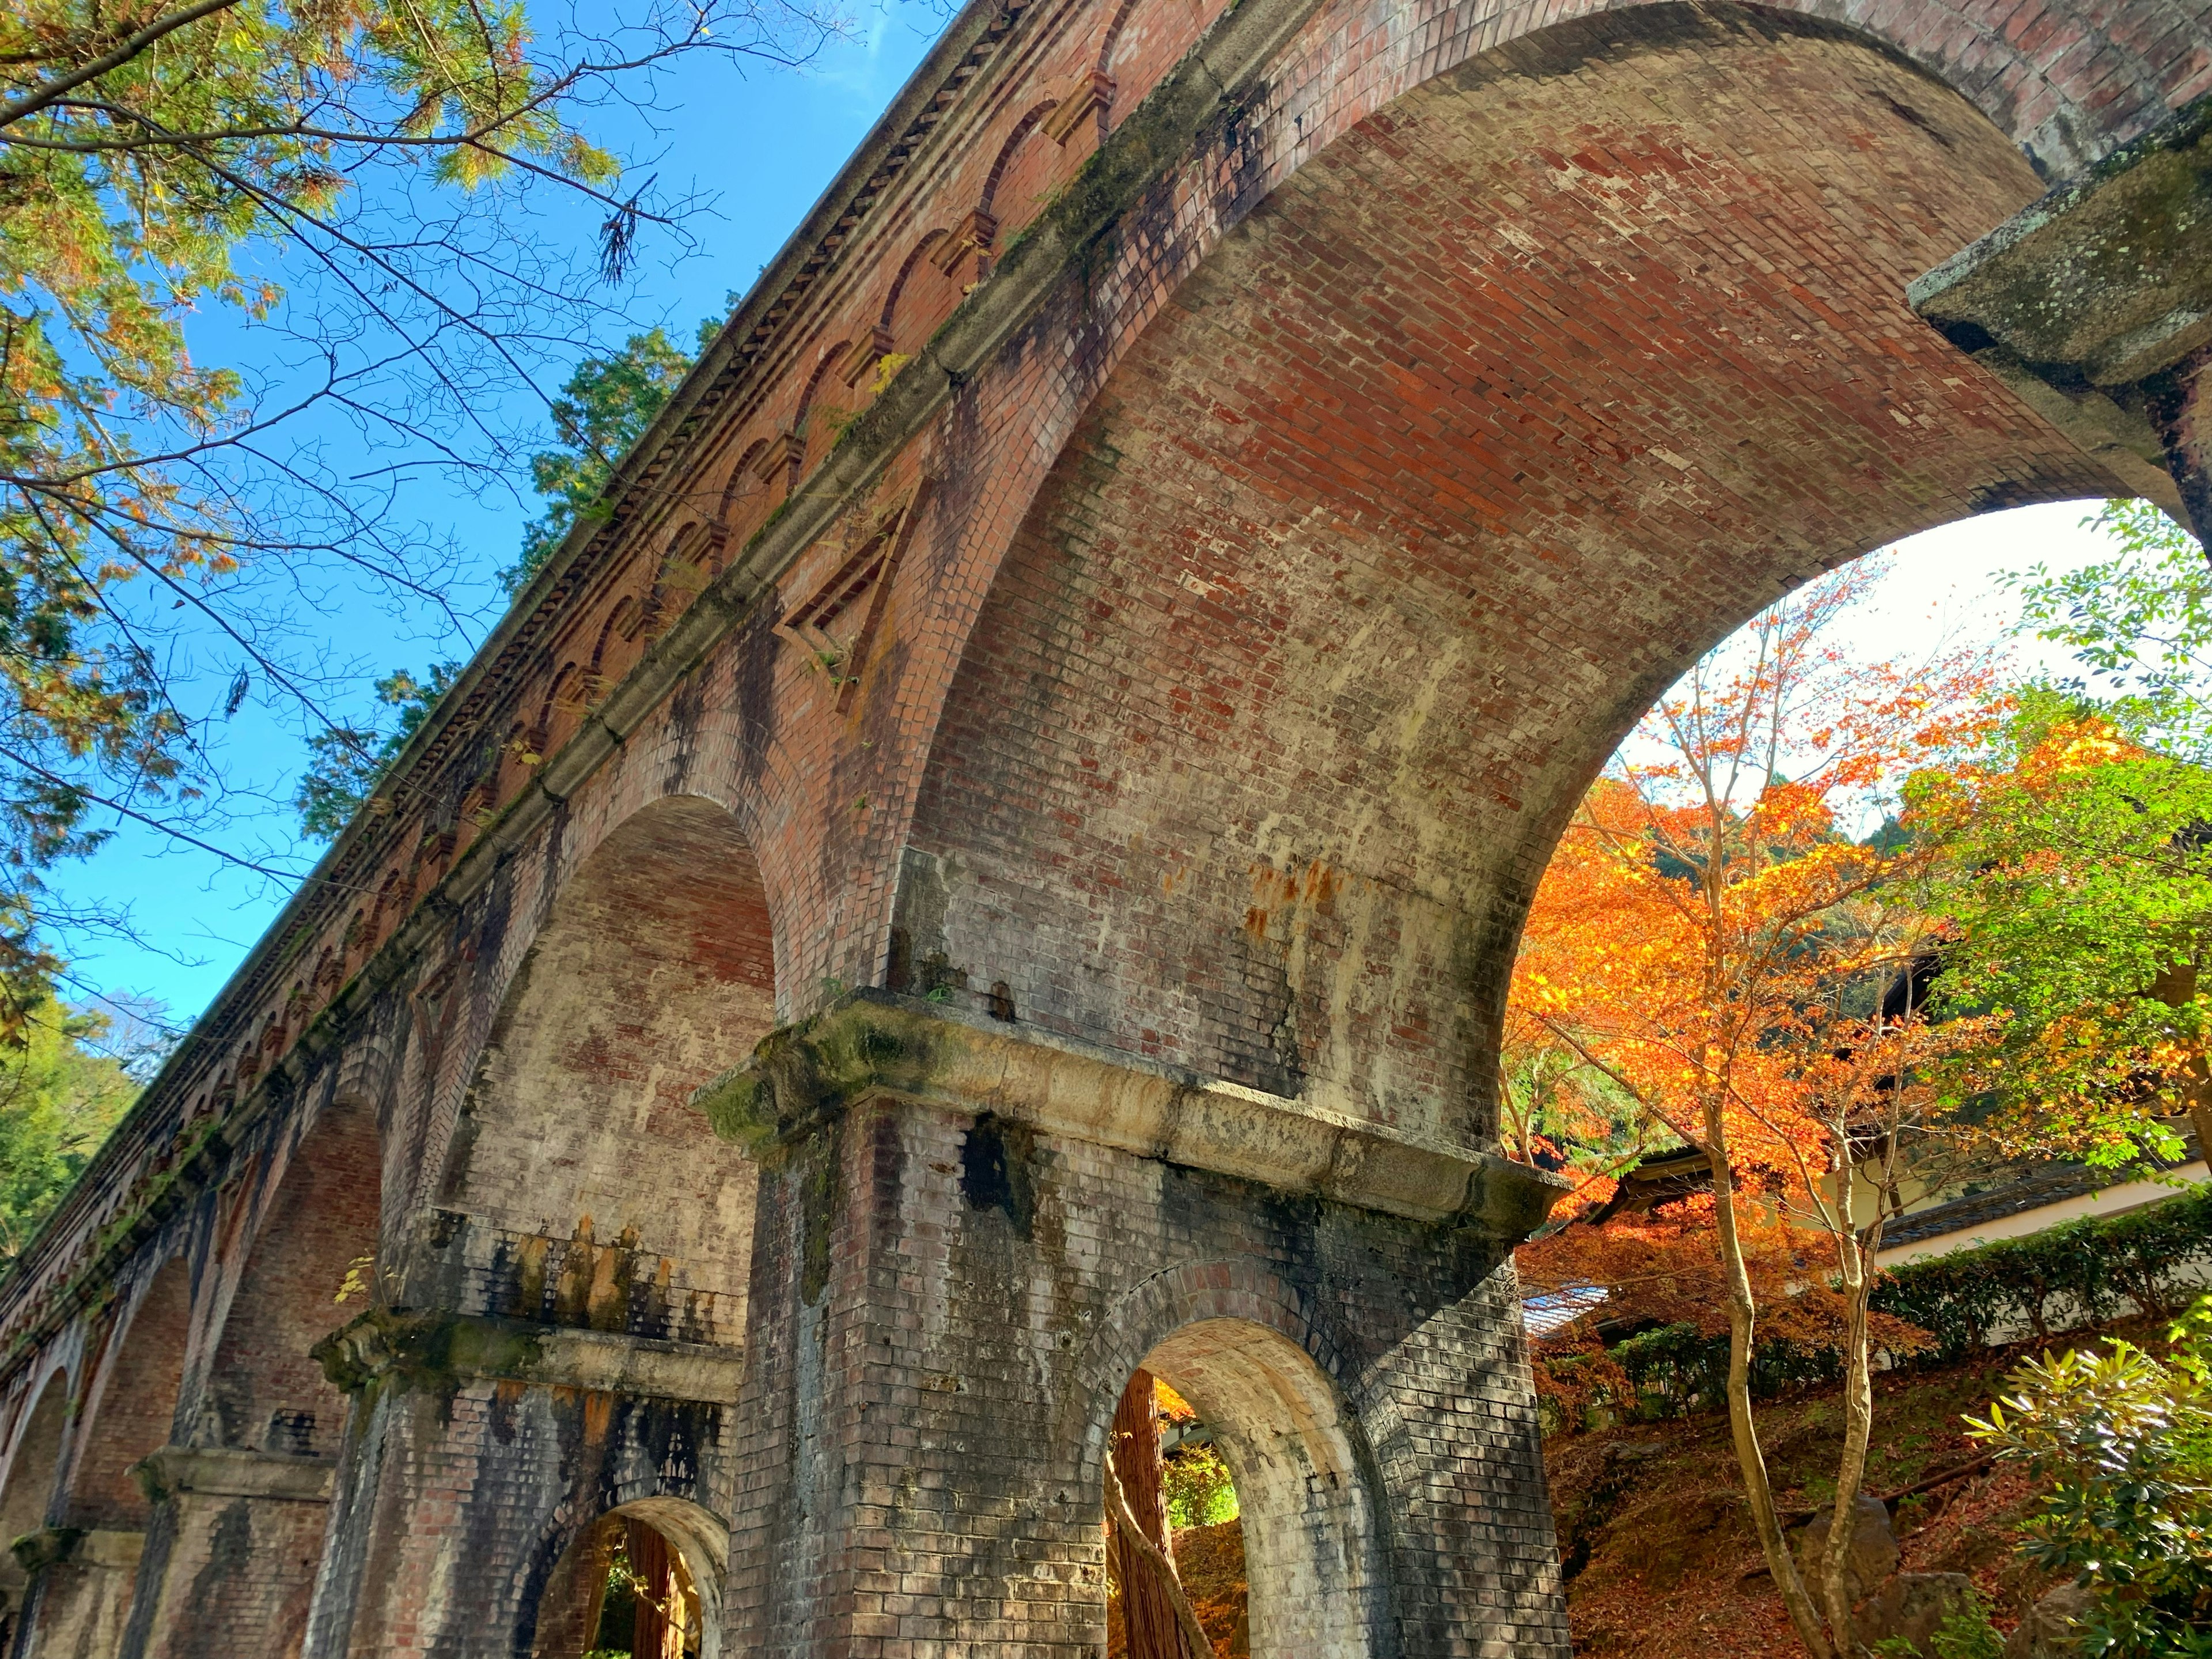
[726,1097,1566,1658]
[2,1,2208,1656]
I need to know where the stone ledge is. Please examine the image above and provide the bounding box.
[1907,92,2212,521]
[134,1445,333,1505]
[1911,92,2212,385]
[314,1309,745,1406]
[695,992,1569,1235]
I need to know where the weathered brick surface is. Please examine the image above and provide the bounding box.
[0,0,2203,1654]
[729,1100,1562,1658]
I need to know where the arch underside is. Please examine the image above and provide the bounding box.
[1140,1319,1382,1659]
[906,7,2120,1145]
[443,796,775,1343]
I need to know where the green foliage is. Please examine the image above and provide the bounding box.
[1910,692,2212,1166]
[1870,1590,2006,1659]
[293,663,461,840]
[1967,1295,2212,1657]
[0,0,636,945]
[2010,502,2212,758]
[500,319,718,594]
[1600,1322,1842,1419]
[1873,1185,2212,1363]
[0,997,137,1263]
[1162,1441,1238,1529]
[1542,1184,2212,1433]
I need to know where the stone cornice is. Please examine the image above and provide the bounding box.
[695,992,1570,1234]
[134,1445,335,1505]
[314,1309,744,1406]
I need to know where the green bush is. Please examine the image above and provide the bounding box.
[1968,1296,2212,1656]
[1874,1183,2212,1363]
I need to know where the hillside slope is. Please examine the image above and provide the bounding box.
[1544,1333,2119,1656]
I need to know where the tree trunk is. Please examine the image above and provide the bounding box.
[2144,967,2212,1160]
[1110,1369,1188,1659]
[1707,1141,1836,1659]
[2183,1060,2212,1172]
[1818,1215,1878,1653]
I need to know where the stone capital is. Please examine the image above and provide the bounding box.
[1911,93,2212,526]
[133,1445,334,1505]
[313,1309,745,1404]
[694,991,1569,1235]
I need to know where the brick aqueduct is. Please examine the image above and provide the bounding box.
[3,1,2210,1654]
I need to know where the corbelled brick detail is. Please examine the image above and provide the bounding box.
[0,0,2203,1654]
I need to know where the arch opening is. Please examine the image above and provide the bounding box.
[903,5,2123,1147]
[0,1370,71,1642]
[531,1498,726,1659]
[448,794,778,1344]
[66,1255,191,1528]
[1102,1321,1380,1659]
[199,1094,382,1458]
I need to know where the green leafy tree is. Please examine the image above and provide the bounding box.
[1913,699,2212,1164]
[2011,502,2212,756]
[0,997,139,1262]
[1966,1296,2212,1657]
[501,321,711,593]
[293,663,461,839]
[1,0,832,946]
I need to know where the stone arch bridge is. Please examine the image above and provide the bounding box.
[0,1,2206,1654]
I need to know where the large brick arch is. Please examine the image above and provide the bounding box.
[422,793,776,1344]
[0,1368,70,1639]
[64,1255,191,1530]
[197,1096,383,1459]
[899,5,2122,1142]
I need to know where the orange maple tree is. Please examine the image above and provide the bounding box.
[1509,564,1996,1657]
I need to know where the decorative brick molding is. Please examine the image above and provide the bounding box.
[0,1,2203,1654]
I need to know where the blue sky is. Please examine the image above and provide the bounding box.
[58,7,2131,1033]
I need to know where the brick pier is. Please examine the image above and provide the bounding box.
[0,2,2204,1655]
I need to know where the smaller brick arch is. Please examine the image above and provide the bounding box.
[878,229,951,335]
[525,1495,728,1659]
[0,1366,71,1626]
[63,1256,191,1531]
[793,339,853,466]
[1075,1263,1385,1659]
[978,100,1058,223]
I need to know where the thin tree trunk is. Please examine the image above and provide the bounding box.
[1819,1217,1877,1653]
[1708,1141,1836,1659]
[1105,1451,1214,1659]
[1109,1369,1189,1659]
[2183,1062,2212,1173]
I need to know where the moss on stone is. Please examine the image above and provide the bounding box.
[691,991,950,1154]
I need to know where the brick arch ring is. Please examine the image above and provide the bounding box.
[1070,1259,1391,1659]
[514,1480,731,1659]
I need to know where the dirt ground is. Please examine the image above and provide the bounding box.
[1543,1331,2131,1657]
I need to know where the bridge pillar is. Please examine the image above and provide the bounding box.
[1913,94,2212,542]
[708,993,1569,1658]
[297,1315,740,1659]
[10,1527,141,1659]
[118,1445,335,1659]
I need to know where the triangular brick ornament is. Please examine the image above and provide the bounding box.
[778,480,931,712]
